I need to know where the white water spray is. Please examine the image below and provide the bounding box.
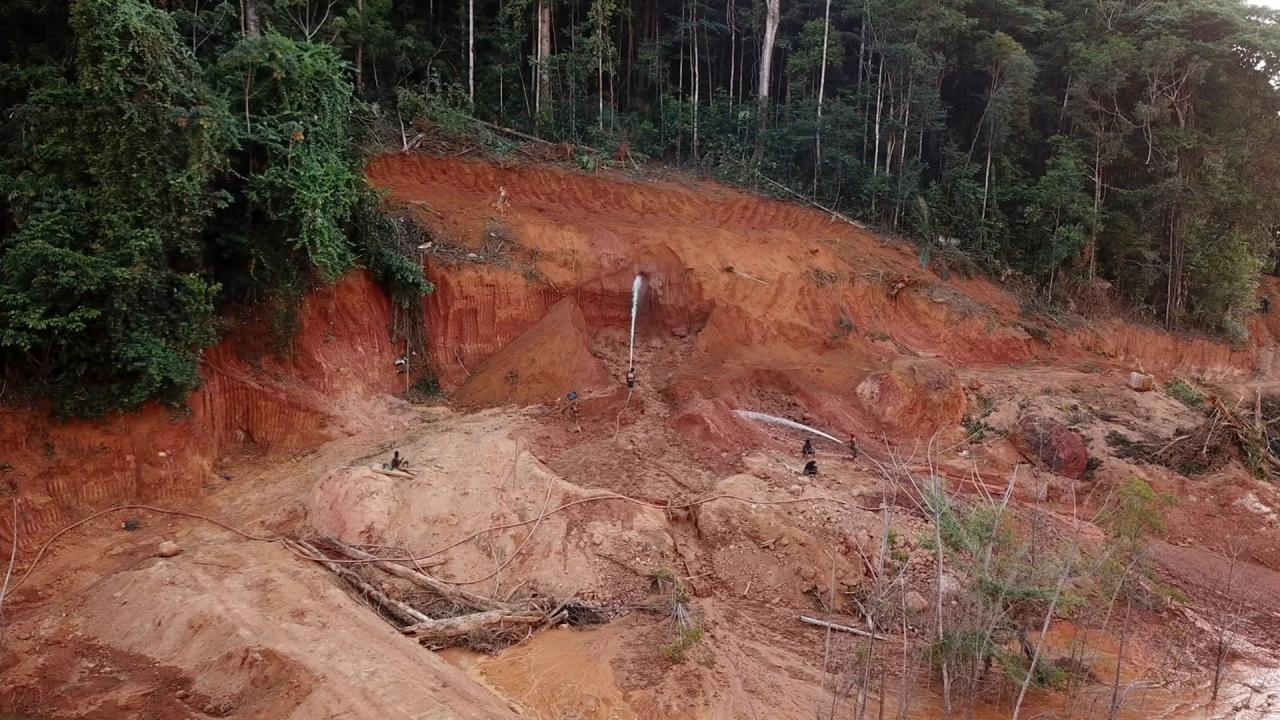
[735,410,843,444]
[628,274,643,368]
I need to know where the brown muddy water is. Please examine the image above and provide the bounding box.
[441,623,1280,720]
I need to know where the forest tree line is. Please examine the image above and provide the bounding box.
[2,0,1280,415]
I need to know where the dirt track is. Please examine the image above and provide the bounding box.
[3,154,1280,719]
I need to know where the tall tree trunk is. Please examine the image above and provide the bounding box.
[899,75,912,171]
[980,142,993,221]
[691,2,700,160]
[536,0,552,117]
[727,0,735,109]
[242,0,261,36]
[1089,133,1103,279]
[813,0,831,194]
[355,0,365,94]
[677,0,684,98]
[751,0,780,166]
[467,0,475,105]
[872,61,884,176]
[597,0,605,130]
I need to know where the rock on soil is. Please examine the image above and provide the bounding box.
[1012,415,1089,478]
[856,358,966,436]
[156,541,182,558]
[904,590,929,614]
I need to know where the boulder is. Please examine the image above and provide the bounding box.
[856,358,966,436]
[156,541,182,558]
[904,591,929,614]
[1012,415,1089,478]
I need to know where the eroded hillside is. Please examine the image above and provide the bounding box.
[3,155,1280,720]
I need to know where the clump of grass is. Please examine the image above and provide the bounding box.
[1165,378,1203,411]
[808,268,840,287]
[660,621,707,664]
[1105,430,1137,454]
[1065,404,1091,428]
[650,567,713,666]
[963,414,992,441]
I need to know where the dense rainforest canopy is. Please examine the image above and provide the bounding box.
[1,0,1279,416]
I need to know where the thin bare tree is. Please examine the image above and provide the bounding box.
[750,0,780,166]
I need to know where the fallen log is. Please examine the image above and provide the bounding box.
[286,539,432,626]
[799,615,888,640]
[322,538,513,612]
[401,609,545,643]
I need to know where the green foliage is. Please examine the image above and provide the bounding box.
[352,195,435,309]
[962,414,993,441]
[660,620,707,664]
[4,0,1280,412]
[1164,378,1204,411]
[210,34,363,287]
[1099,476,1174,550]
[923,487,1079,695]
[0,0,227,416]
[0,3,429,417]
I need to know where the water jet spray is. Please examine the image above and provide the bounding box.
[628,274,643,371]
[735,410,843,445]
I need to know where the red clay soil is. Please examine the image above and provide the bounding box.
[8,153,1276,544]
[3,154,1280,720]
[452,297,611,407]
[0,272,404,545]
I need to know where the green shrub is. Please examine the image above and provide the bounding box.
[1165,378,1204,411]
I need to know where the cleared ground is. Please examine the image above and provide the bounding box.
[3,154,1279,719]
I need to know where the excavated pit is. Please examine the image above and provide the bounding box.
[4,154,1280,720]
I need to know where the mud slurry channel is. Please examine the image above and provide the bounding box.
[4,155,1280,719]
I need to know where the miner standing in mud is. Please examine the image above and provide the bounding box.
[802,438,814,457]
[625,366,636,390]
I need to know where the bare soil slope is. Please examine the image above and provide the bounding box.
[4,154,1280,720]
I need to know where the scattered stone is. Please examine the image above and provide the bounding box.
[591,533,605,546]
[799,566,817,581]
[778,537,791,548]
[905,591,929,613]
[156,541,182,558]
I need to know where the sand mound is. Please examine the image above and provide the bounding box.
[65,542,518,719]
[453,297,611,408]
[305,413,675,598]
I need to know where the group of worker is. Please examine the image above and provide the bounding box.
[801,434,858,476]
[386,360,858,479]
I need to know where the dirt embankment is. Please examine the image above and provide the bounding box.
[5,154,1280,720]
[9,154,1275,548]
[0,272,404,547]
